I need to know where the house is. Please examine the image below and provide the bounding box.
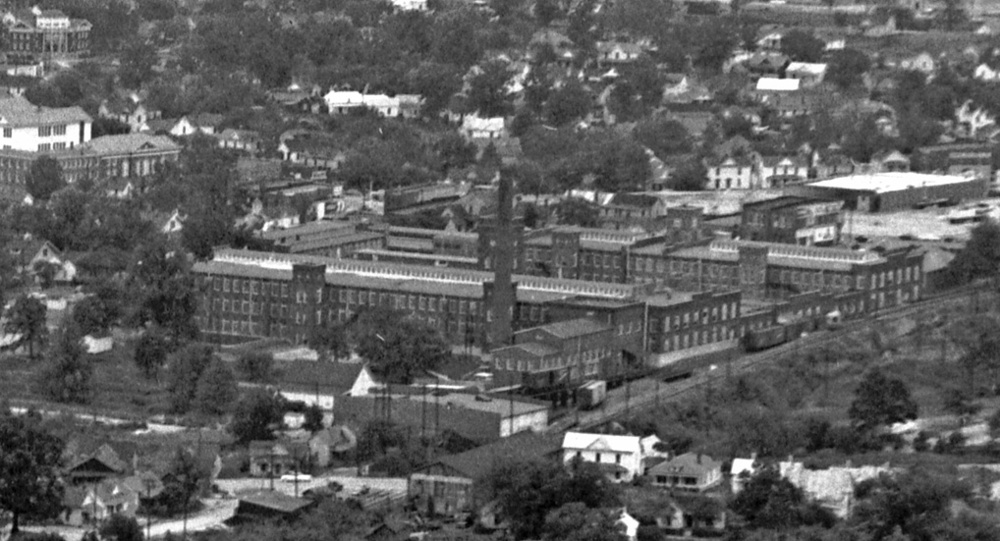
[756,31,784,51]
[191,113,223,135]
[248,441,309,478]
[309,425,357,468]
[779,460,892,518]
[956,100,997,139]
[897,51,936,75]
[743,53,790,78]
[705,155,759,190]
[561,432,643,482]
[8,236,75,284]
[160,209,185,235]
[598,193,668,231]
[785,62,827,87]
[278,131,347,169]
[104,177,137,199]
[323,91,421,117]
[759,155,808,187]
[646,453,723,492]
[64,441,138,485]
[215,128,261,154]
[98,95,161,133]
[63,479,140,526]
[625,487,727,534]
[596,41,644,64]
[619,509,639,541]
[460,115,506,140]
[408,431,562,518]
[730,454,758,494]
[661,74,712,105]
[755,77,800,94]
[391,0,428,10]
[974,63,1000,82]
[228,491,315,524]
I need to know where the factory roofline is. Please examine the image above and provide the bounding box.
[806,172,976,194]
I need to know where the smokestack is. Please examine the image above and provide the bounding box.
[485,173,517,350]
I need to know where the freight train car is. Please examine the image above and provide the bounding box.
[576,380,607,409]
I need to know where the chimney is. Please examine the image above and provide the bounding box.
[751,451,758,462]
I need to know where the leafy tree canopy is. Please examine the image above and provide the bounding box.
[849,368,918,431]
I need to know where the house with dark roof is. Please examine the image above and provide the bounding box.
[598,193,668,232]
[98,94,161,133]
[248,440,310,478]
[646,453,723,492]
[64,440,138,485]
[625,487,727,535]
[408,431,561,518]
[228,491,315,524]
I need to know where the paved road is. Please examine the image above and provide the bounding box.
[217,472,407,499]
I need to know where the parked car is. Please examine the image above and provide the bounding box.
[280,472,313,483]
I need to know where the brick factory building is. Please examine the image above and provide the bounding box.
[739,196,844,246]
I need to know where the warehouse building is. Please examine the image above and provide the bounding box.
[789,172,988,212]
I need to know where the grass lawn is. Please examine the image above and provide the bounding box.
[0,338,172,421]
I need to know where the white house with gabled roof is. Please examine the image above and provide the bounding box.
[562,431,643,482]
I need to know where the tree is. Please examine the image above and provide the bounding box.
[307,324,350,363]
[237,351,275,383]
[544,81,591,126]
[38,322,91,404]
[487,457,621,540]
[230,389,284,443]
[434,132,478,171]
[100,514,144,541]
[543,503,624,541]
[26,156,65,202]
[849,368,918,431]
[780,30,825,63]
[554,198,599,227]
[72,295,115,337]
[634,118,692,159]
[303,403,325,433]
[134,329,170,381]
[468,59,513,117]
[353,308,449,384]
[942,388,981,422]
[194,359,238,416]
[165,344,214,414]
[940,0,967,30]
[33,260,60,289]
[826,49,871,89]
[850,469,969,540]
[945,219,1000,284]
[0,411,64,535]
[5,294,47,358]
[535,0,561,25]
[668,158,708,191]
[119,39,157,88]
[730,465,834,530]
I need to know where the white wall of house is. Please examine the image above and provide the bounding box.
[562,448,641,482]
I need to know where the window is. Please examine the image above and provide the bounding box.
[2,128,10,138]
[53,125,66,136]
[38,126,52,137]
[37,143,50,152]
[595,453,601,463]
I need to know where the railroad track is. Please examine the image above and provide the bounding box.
[547,282,993,433]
